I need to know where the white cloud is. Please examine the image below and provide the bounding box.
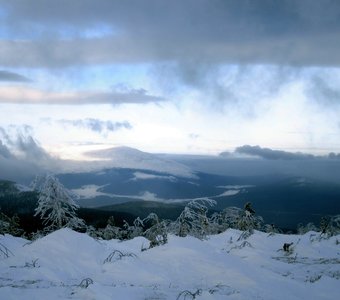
[0,85,164,105]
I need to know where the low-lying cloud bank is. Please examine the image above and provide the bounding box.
[2,128,340,184]
[0,131,57,183]
[220,145,340,160]
[0,130,195,183]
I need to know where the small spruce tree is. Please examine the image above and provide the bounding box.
[0,212,24,236]
[237,202,263,239]
[143,213,168,248]
[174,198,216,239]
[33,174,85,232]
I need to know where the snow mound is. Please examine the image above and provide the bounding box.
[0,229,339,299]
[85,146,196,178]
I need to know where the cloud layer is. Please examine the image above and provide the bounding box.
[234,145,315,160]
[0,128,58,182]
[1,0,340,67]
[1,1,340,156]
[0,70,31,82]
[230,145,340,160]
[57,118,132,134]
[0,86,164,105]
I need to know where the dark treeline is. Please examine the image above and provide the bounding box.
[1,177,339,248]
[0,191,136,233]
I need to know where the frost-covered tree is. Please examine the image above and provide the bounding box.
[236,202,263,240]
[143,213,168,248]
[317,215,340,237]
[209,207,243,234]
[173,198,216,239]
[33,174,85,231]
[297,222,319,235]
[0,212,23,236]
[328,215,340,236]
[118,220,133,240]
[102,225,121,240]
[30,174,46,192]
[131,217,144,238]
[100,216,121,240]
[264,223,281,235]
[297,215,340,238]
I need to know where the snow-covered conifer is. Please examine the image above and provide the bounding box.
[323,215,340,237]
[30,174,46,192]
[297,222,318,234]
[143,213,168,248]
[264,223,281,235]
[209,207,243,234]
[236,202,263,239]
[130,217,144,238]
[101,217,121,240]
[174,198,216,239]
[33,174,85,231]
[0,212,24,236]
[102,224,120,240]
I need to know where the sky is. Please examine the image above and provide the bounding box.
[1,0,340,160]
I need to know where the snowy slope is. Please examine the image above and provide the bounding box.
[85,146,196,178]
[1,229,339,299]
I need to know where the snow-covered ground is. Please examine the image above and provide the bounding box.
[0,229,339,299]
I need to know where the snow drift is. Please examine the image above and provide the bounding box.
[0,228,339,299]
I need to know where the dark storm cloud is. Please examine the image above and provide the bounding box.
[0,70,31,82]
[1,0,340,67]
[234,145,315,160]
[57,118,132,133]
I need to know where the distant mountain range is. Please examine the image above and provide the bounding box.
[1,146,340,232]
[81,146,196,178]
[56,167,340,230]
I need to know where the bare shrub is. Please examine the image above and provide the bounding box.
[103,250,137,264]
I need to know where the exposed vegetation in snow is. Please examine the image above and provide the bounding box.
[0,228,339,300]
[1,174,339,299]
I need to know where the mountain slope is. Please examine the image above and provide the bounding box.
[85,146,196,178]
